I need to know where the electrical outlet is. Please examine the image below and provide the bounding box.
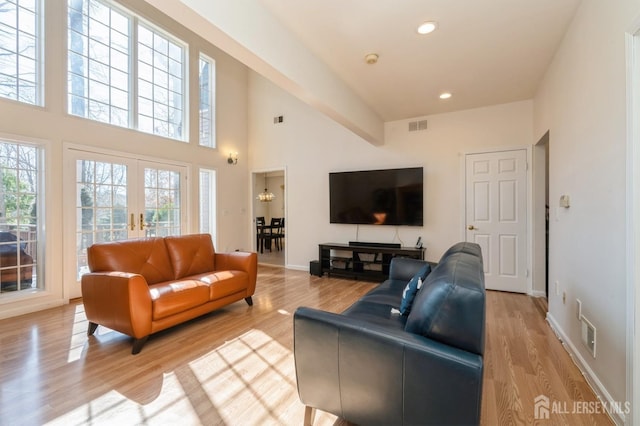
[576,299,582,320]
[562,291,566,304]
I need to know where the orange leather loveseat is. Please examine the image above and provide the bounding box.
[81,233,257,354]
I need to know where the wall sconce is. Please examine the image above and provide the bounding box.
[227,152,238,165]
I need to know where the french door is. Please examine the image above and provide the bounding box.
[64,148,187,298]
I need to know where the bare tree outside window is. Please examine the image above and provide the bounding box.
[0,140,40,293]
[0,0,41,105]
[66,0,186,140]
[67,0,130,126]
[199,54,215,148]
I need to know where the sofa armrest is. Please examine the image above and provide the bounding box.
[81,272,153,339]
[215,251,258,295]
[388,257,431,282]
[293,307,483,426]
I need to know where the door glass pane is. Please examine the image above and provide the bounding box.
[0,141,40,294]
[75,159,128,279]
[143,167,181,237]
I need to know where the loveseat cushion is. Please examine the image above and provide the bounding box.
[404,251,485,355]
[149,279,211,320]
[190,270,250,300]
[87,237,174,284]
[399,263,431,315]
[165,234,216,279]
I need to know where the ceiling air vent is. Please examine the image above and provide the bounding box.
[408,119,428,132]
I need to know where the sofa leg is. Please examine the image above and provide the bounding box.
[131,336,149,355]
[87,322,98,336]
[245,296,253,306]
[303,406,316,426]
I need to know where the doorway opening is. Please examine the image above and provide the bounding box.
[533,131,549,300]
[252,169,285,267]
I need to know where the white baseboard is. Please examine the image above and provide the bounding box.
[546,313,626,425]
[531,290,547,298]
[0,297,66,320]
[286,264,308,272]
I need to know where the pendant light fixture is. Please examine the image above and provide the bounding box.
[257,174,275,202]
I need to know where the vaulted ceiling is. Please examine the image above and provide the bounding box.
[258,0,582,121]
[147,0,581,144]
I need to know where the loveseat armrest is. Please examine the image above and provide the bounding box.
[293,306,483,426]
[81,272,153,339]
[215,251,258,295]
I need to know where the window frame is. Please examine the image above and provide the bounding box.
[65,0,189,142]
[0,0,44,106]
[198,53,216,148]
[0,136,45,296]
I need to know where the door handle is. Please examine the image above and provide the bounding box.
[468,225,476,230]
[140,213,145,230]
[130,213,135,231]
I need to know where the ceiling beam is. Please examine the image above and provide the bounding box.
[143,0,385,146]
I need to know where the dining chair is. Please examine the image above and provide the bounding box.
[269,217,284,251]
[256,217,267,253]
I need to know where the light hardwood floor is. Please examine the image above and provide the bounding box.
[0,266,613,425]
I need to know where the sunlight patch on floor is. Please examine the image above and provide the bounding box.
[51,328,341,425]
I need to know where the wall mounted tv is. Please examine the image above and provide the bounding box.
[329,167,423,226]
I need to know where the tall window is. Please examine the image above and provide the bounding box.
[199,168,216,237]
[0,0,42,105]
[199,54,215,147]
[0,140,41,293]
[67,0,186,141]
[138,24,185,140]
[67,0,130,127]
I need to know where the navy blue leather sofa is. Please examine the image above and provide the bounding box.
[294,242,485,425]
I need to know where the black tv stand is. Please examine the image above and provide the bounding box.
[318,242,425,282]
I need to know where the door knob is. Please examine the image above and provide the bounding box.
[467,225,476,230]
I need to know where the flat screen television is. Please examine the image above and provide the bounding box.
[329,167,423,226]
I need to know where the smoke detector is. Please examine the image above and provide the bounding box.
[365,53,379,64]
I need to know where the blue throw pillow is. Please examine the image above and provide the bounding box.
[399,264,431,315]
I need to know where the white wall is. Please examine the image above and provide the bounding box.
[533,0,639,413]
[248,72,533,269]
[0,0,250,318]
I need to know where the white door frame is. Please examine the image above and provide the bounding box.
[250,166,287,266]
[625,20,640,426]
[460,145,533,294]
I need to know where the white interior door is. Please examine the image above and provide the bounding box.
[465,149,528,293]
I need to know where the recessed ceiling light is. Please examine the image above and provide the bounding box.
[417,21,438,35]
[439,92,452,100]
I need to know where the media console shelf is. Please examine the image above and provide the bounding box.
[318,242,425,281]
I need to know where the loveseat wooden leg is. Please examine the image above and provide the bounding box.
[87,322,98,336]
[131,336,149,355]
[245,296,253,306]
[303,406,316,426]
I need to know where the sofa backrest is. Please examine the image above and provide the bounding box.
[165,233,215,279]
[405,244,485,355]
[87,237,174,285]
